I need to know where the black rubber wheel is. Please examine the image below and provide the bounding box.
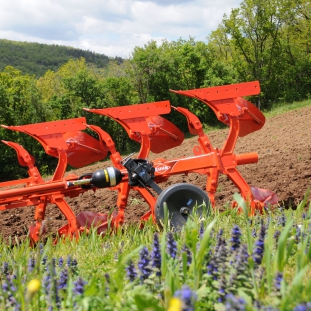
[155,183,210,228]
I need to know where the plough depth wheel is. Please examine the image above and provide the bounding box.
[155,183,210,228]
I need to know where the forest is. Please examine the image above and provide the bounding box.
[0,39,123,77]
[0,0,311,181]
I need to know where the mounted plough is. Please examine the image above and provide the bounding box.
[0,81,278,243]
[0,117,123,244]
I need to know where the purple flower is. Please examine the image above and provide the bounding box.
[28,257,36,273]
[58,268,68,290]
[174,285,197,311]
[151,233,161,276]
[39,243,44,254]
[73,277,87,296]
[274,272,283,293]
[218,274,227,302]
[58,257,64,268]
[2,275,20,310]
[253,222,266,268]
[43,261,60,310]
[41,256,48,267]
[252,228,257,238]
[293,302,311,311]
[228,244,250,291]
[126,260,137,282]
[138,247,151,281]
[230,225,242,251]
[295,225,302,244]
[67,256,78,274]
[167,232,177,259]
[43,273,51,295]
[274,230,281,245]
[181,244,192,266]
[224,294,246,311]
[2,262,9,275]
[104,273,110,284]
[277,213,286,227]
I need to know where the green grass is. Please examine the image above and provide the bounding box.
[263,98,311,118]
[0,195,311,310]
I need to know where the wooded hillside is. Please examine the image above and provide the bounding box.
[0,39,122,77]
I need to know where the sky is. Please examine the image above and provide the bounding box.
[0,0,241,58]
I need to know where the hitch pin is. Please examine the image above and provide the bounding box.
[67,179,92,187]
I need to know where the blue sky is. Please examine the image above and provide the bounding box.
[0,0,241,58]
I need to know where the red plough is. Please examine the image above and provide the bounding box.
[85,81,278,223]
[0,81,278,243]
[0,117,123,244]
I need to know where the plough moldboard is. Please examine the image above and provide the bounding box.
[0,81,278,244]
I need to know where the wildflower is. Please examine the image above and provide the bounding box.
[26,279,40,300]
[41,256,48,267]
[215,229,224,254]
[2,275,20,310]
[216,229,224,240]
[207,237,227,281]
[167,297,182,311]
[167,232,177,259]
[28,257,36,273]
[277,213,286,227]
[167,297,183,311]
[2,262,9,275]
[73,277,87,295]
[295,225,302,244]
[224,293,246,311]
[173,285,197,311]
[230,225,242,251]
[126,260,137,282]
[138,246,151,281]
[39,243,44,254]
[104,273,110,284]
[58,257,64,268]
[253,222,266,268]
[214,238,228,268]
[151,232,161,276]
[58,268,68,290]
[293,302,311,311]
[273,230,281,245]
[206,260,218,280]
[273,272,283,295]
[181,244,192,266]
[252,228,257,238]
[228,244,251,293]
[43,273,51,295]
[218,274,227,302]
[67,256,78,274]
[104,273,110,293]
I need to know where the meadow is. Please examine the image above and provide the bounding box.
[0,191,311,311]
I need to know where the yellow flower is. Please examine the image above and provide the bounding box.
[26,279,40,299]
[167,297,183,311]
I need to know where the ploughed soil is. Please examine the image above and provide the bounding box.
[1,106,311,242]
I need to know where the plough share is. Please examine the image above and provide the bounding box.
[0,81,278,244]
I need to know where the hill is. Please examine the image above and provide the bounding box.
[0,39,123,77]
[0,104,310,240]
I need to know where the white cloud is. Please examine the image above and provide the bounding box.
[0,0,241,58]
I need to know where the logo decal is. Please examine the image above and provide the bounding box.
[154,164,171,174]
